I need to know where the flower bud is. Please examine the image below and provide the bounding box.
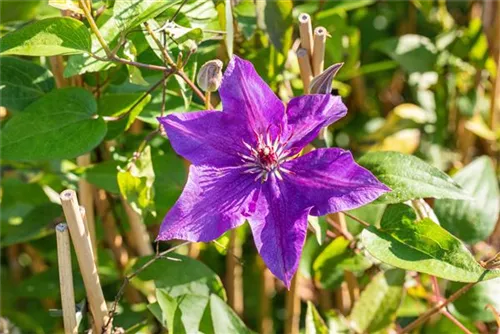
[197,59,223,92]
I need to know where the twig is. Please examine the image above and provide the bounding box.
[60,189,110,333]
[102,73,172,122]
[56,224,78,334]
[106,242,190,327]
[399,282,475,333]
[342,211,370,227]
[326,215,353,241]
[78,0,112,57]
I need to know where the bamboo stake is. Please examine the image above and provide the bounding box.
[297,48,313,94]
[95,189,143,304]
[77,154,97,261]
[312,26,327,76]
[60,189,110,333]
[56,224,78,334]
[121,198,153,256]
[491,4,500,131]
[226,229,244,317]
[298,13,314,59]
[284,274,301,334]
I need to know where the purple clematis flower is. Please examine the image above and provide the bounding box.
[157,56,389,287]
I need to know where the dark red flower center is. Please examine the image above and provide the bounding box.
[257,146,278,170]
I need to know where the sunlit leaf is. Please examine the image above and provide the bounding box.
[362,203,500,282]
[0,17,91,56]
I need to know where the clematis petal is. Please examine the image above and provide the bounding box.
[219,56,285,140]
[158,111,247,167]
[157,165,259,242]
[248,176,310,288]
[285,94,347,153]
[282,148,390,216]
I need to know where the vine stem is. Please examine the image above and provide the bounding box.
[105,242,190,330]
[399,283,475,333]
[79,0,210,108]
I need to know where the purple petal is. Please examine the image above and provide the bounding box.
[248,176,310,288]
[157,165,259,242]
[285,95,347,153]
[219,56,285,141]
[282,148,390,216]
[158,111,246,167]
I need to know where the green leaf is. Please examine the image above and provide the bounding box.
[263,0,293,54]
[308,215,328,245]
[152,143,187,218]
[1,87,106,161]
[118,146,155,215]
[299,236,322,280]
[132,253,226,300]
[156,289,187,334]
[358,151,470,204]
[305,302,328,334]
[98,93,152,139]
[209,294,253,334]
[447,278,500,322]
[234,0,257,39]
[312,237,372,289]
[361,203,500,282]
[1,203,60,247]
[349,269,405,333]
[80,160,120,194]
[0,17,91,56]
[434,156,500,244]
[113,0,178,32]
[0,56,55,112]
[373,34,438,73]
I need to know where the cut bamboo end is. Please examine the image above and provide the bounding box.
[298,13,314,59]
[56,223,78,334]
[312,26,327,76]
[60,189,110,333]
[121,199,153,257]
[297,48,313,94]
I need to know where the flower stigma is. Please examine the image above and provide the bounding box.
[240,131,292,183]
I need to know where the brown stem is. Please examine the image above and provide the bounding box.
[399,283,475,333]
[106,242,189,328]
[342,211,370,227]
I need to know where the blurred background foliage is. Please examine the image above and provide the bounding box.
[1,0,499,333]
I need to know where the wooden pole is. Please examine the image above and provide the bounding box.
[121,199,153,256]
[297,48,313,94]
[258,258,274,334]
[312,26,327,76]
[284,274,301,334]
[56,223,78,334]
[60,189,110,333]
[298,13,314,60]
[226,229,244,317]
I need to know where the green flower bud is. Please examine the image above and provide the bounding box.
[197,59,223,92]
